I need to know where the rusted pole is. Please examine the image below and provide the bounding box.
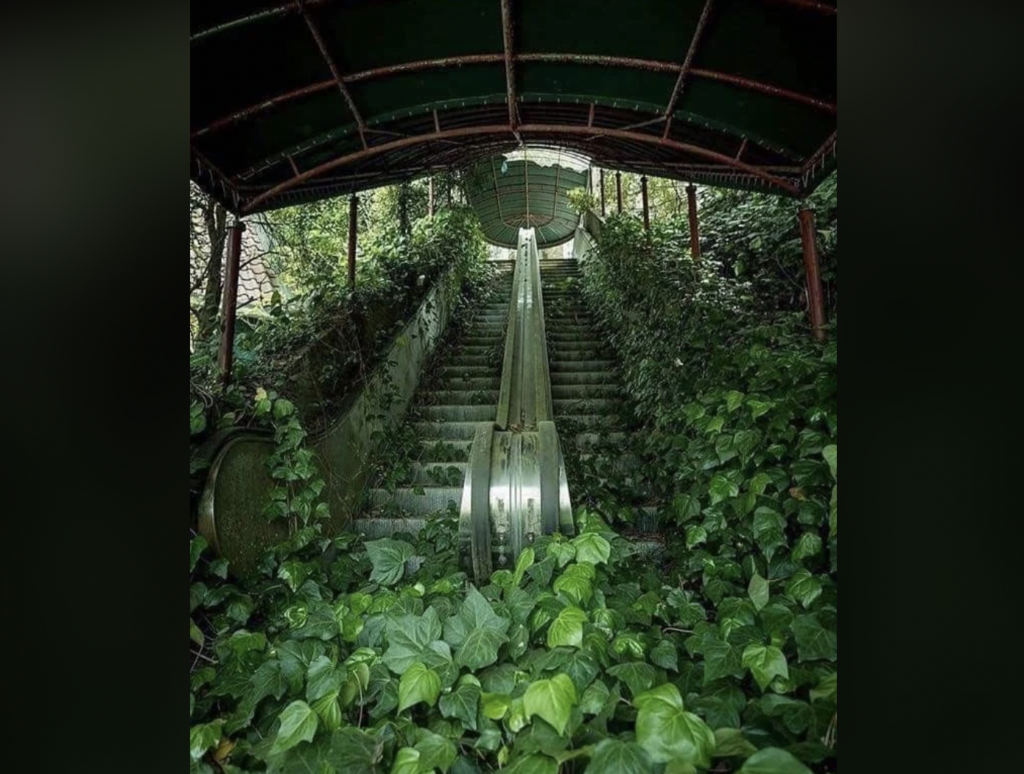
[616,171,623,214]
[348,195,359,289]
[429,177,435,217]
[641,176,650,230]
[600,170,607,216]
[219,222,245,385]
[799,206,827,341]
[686,184,701,261]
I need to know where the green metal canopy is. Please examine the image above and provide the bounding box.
[190,0,837,214]
[464,150,589,248]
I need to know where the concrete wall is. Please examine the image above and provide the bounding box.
[199,267,467,578]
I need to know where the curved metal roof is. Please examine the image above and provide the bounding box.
[465,150,589,248]
[190,0,837,214]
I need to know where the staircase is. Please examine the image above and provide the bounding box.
[539,259,633,501]
[355,261,514,536]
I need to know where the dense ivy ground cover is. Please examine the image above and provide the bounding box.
[191,181,837,773]
[191,503,835,773]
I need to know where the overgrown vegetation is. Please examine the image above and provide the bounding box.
[190,172,837,773]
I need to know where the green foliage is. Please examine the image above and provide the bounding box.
[567,187,598,215]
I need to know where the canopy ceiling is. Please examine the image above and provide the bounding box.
[190,0,837,214]
[465,150,589,248]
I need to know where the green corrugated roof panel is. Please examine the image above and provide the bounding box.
[465,153,588,248]
[191,0,837,214]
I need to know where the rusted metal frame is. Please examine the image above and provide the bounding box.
[800,130,838,190]
[501,0,519,128]
[191,80,336,139]
[736,138,749,161]
[295,0,368,148]
[434,110,442,134]
[663,0,716,139]
[641,176,650,230]
[242,123,798,212]
[690,69,836,114]
[616,171,623,214]
[798,207,827,340]
[687,185,701,261]
[600,170,607,216]
[588,103,596,128]
[191,0,335,42]
[765,0,837,16]
[192,147,242,210]
[287,156,301,176]
[348,195,359,289]
[219,223,246,384]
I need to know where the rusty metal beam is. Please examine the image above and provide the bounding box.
[588,103,595,128]
[736,138,749,161]
[434,110,442,134]
[799,206,827,340]
[501,0,518,128]
[687,184,701,261]
[219,223,245,383]
[641,176,650,230]
[690,69,836,114]
[295,0,368,148]
[664,0,716,138]
[348,195,359,288]
[600,169,606,216]
[241,122,800,212]
[802,130,838,177]
[616,171,623,214]
[191,0,335,43]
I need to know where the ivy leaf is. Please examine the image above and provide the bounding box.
[190,537,208,574]
[548,542,577,568]
[306,656,345,702]
[607,662,657,697]
[748,573,770,612]
[327,728,386,773]
[190,721,223,763]
[312,691,342,734]
[523,674,578,735]
[709,476,739,506]
[481,692,511,721]
[572,533,612,565]
[416,728,458,773]
[792,533,823,562]
[587,739,654,774]
[398,663,441,713]
[673,494,703,522]
[513,548,536,587]
[703,638,744,685]
[686,526,708,549]
[445,586,511,670]
[548,607,588,649]
[580,680,610,715]
[384,608,447,675]
[761,695,814,734]
[742,644,790,690]
[791,615,838,662]
[440,681,481,732]
[823,446,837,479]
[269,701,318,756]
[810,672,837,704]
[786,571,823,609]
[190,619,205,647]
[366,539,415,586]
[713,729,758,758]
[390,748,421,774]
[738,748,813,774]
[553,565,594,606]
[651,640,679,672]
[634,684,716,768]
[725,391,746,412]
